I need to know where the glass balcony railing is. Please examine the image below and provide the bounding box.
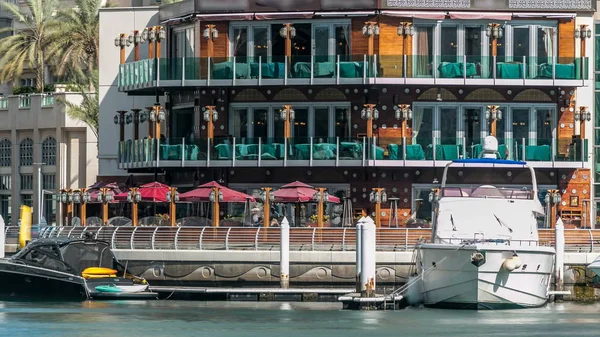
[41,94,54,107]
[118,136,588,167]
[18,95,31,109]
[118,55,590,88]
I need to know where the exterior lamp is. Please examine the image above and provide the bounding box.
[485,24,503,39]
[166,190,180,203]
[259,190,275,203]
[575,26,592,39]
[397,23,415,37]
[369,188,387,227]
[279,25,296,39]
[394,104,412,121]
[362,23,380,36]
[280,108,295,121]
[72,191,81,204]
[125,113,133,125]
[209,190,224,203]
[127,190,142,203]
[203,26,219,40]
[485,105,502,121]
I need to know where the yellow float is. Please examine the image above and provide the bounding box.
[82,267,118,279]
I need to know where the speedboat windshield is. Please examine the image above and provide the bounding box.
[59,241,118,274]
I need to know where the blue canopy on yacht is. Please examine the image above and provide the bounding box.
[452,158,526,165]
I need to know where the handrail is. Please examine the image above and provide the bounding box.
[7,227,600,252]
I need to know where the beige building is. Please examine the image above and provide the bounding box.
[0,92,98,225]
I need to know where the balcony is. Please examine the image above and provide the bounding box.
[117,136,589,170]
[118,55,590,91]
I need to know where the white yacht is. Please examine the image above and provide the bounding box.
[588,257,600,276]
[414,137,555,309]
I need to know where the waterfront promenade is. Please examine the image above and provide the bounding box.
[3,226,599,301]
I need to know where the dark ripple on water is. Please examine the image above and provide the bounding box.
[0,301,598,337]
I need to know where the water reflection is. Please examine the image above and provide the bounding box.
[0,301,598,337]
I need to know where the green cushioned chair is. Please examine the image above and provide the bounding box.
[496,62,523,79]
[538,63,575,79]
[293,62,312,78]
[294,144,311,160]
[438,62,477,78]
[339,142,362,159]
[387,144,425,160]
[518,145,551,161]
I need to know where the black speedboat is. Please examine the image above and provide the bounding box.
[0,234,157,300]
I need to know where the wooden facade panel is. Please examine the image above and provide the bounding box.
[378,16,410,77]
[351,17,379,56]
[558,19,575,62]
[197,21,229,80]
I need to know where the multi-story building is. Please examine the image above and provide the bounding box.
[0,92,98,225]
[100,0,596,228]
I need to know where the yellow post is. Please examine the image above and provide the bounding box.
[262,187,272,228]
[19,205,32,250]
[316,187,326,228]
[80,188,87,226]
[212,187,220,227]
[169,187,178,227]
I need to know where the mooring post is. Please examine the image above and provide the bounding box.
[355,217,364,293]
[360,217,376,297]
[555,217,564,293]
[280,216,290,289]
[0,215,4,258]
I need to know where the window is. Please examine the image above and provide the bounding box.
[21,194,32,207]
[42,174,55,190]
[230,21,350,60]
[44,193,56,225]
[414,26,434,77]
[0,139,10,167]
[0,175,10,190]
[20,174,33,190]
[170,26,194,59]
[230,104,351,142]
[42,137,56,165]
[0,195,10,224]
[20,138,33,166]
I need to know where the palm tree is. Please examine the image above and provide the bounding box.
[0,0,58,93]
[60,71,99,138]
[48,0,100,88]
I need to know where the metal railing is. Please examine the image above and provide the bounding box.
[3,226,597,253]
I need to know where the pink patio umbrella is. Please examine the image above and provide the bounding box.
[179,181,255,227]
[114,181,172,202]
[179,181,256,203]
[272,181,339,227]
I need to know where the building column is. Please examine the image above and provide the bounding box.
[10,129,18,226]
[32,125,40,224]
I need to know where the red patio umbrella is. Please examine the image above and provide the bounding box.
[114,181,171,202]
[86,182,126,202]
[179,181,256,202]
[273,181,340,203]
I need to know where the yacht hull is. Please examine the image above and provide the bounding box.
[417,244,555,310]
[0,260,88,300]
[589,258,600,276]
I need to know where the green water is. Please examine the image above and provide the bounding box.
[0,301,598,337]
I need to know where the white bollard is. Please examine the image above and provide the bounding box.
[360,216,376,297]
[355,217,365,293]
[0,215,4,259]
[280,216,290,289]
[555,217,565,292]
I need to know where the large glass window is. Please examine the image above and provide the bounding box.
[536,27,555,65]
[512,108,529,143]
[464,107,483,147]
[440,25,458,62]
[253,108,268,141]
[335,107,351,140]
[414,26,434,77]
[21,194,32,207]
[512,26,530,62]
[413,107,433,146]
[465,26,482,63]
[231,108,249,139]
[0,195,10,224]
[536,108,553,146]
[0,139,10,167]
[19,138,33,166]
[253,26,269,60]
[41,137,56,166]
[439,107,458,145]
[232,27,248,58]
[292,108,309,140]
[314,107,330,141]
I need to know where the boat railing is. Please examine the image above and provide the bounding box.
[430,237,541,247]
[5,226,600,253]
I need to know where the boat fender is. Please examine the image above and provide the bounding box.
[502,254,522,272]
[471,252,486,267]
